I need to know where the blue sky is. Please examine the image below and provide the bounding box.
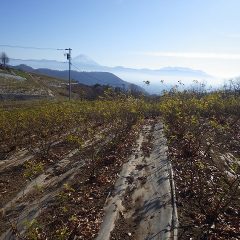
[1,0,240,77]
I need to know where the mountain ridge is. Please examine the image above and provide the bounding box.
[9,55,216,94]
[13,64,146,94]
[10,56,212,78]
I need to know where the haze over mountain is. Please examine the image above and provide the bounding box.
[10,54,216,94]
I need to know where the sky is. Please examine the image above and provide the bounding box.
[1,0,240,78]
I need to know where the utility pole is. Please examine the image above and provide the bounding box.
[65,48,72,100]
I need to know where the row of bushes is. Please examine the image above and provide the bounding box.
[0,98,155,159]
[159,91,240,239]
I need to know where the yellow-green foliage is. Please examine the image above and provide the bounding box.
[159,91,239,142]
[0,98,153,155]
[24,160,44,179]
[158,91,240,239]
[1,91,237,157]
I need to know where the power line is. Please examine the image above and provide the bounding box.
[0,44,62,51]
[71,62,81,72]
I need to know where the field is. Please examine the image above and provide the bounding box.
[0,79,239,239]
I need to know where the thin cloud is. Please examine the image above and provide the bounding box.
[226,33,240,39]
[139,52,240,60]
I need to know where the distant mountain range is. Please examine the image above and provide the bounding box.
[13,64,145,94]
[10,55,215,94]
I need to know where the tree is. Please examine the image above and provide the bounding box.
[143,80,150,85]
[0,52,9,67]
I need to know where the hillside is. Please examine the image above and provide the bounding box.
[12,64,146,94]
[34,68,133,88]
[0,66,138,101]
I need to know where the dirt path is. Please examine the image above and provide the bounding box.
[97,121,178,240]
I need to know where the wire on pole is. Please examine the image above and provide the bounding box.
[0,44,62,51]
[0,44,72,100]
